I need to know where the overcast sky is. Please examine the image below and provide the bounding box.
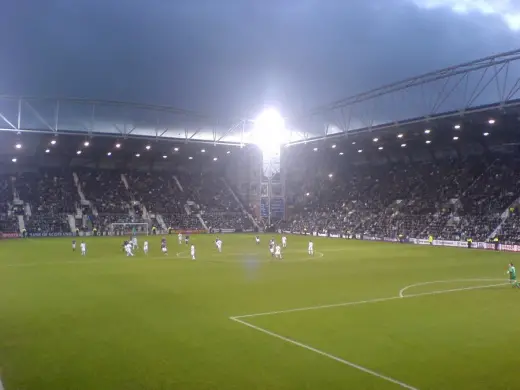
[2,0,519,118]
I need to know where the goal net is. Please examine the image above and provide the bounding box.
[109,223,149,236]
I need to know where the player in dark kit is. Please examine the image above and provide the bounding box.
[185,235,190,245]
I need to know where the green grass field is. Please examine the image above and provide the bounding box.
[0,234,518,390]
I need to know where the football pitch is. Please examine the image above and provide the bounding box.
[0,234,518,390]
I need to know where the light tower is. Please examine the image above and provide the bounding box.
[252,108,287,227]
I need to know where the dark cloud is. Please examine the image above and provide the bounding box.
[1,0,519,118]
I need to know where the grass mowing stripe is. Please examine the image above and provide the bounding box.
[230,317,420,390]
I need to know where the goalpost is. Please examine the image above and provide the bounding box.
[109,223,150,236]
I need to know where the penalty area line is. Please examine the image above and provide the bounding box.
[229,316,419,390]
[232,280,510,319]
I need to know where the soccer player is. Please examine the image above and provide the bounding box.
[161,241,168,255]
[255,235,260,245]
[143,240,149,255]
[132,236,138,251]
[72,239,76,252]
[507,263,520,288]
[125,242,134,257]
[308,240,314,256]
[178,233,183,245]
[216,238,222,253]
[80,241,86,256]
[269,241,275,257]
[275,244,282,259]
[191,244,196,260]
[282,235,287,248]
[185,235,190,245]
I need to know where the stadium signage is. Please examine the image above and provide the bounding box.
[0,232,20,239]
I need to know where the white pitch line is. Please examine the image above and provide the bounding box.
[399,278,508,298]
[232,281,509,319]
[230,316,419,390]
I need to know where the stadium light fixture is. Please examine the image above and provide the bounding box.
[426,140,432,144]
[488,119,495,125]
[483,132,490,136]
[188,156,193,160]
[201,149,206,153]
[454,124,461,129]
[11,158,16,163]
[453,136,459,140]
[378,146,384,150]
[373,138,378,142]
[84,141,90,147]
[352,141,356,145]
[115,143,121,148]
[15,143,22,149]
[313,147,318,151]
[339,152,344,155]
[107,152,112,156]
[213,157,218,161]
[397,133,404,138]
[162,155,167,159]
[251,107,287,157]
[305,192,310,196]
[226,151,231,154]
[50,139,57,145]
[401,143,406,147]
[357,149,363,153]
[331,144,336,148]
[76,150,82,155]
[145,145,151,150]
[135,153,140,157]
[45,149,50,153]
[424,129,431,134]
[328,173,333,178]
[173,147,179,152]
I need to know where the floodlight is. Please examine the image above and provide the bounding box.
[488,119,495,125]
[252,108,287,157]
[107,152,112,156]
[174,147,179,151]
[163,155,167,159]
[15,143,22,149]
[331,144,336,148]
[45,149,50,153]
[358,149,362,153]
[188,156,193,160]
[145,145,151,150]
[226,151,231,154]
[135,153,140,157]
[401,143,406,147]
[50,140,57,145]
[201,149,206,153]
[84,141,90,147]
[453,136,459,140]
[76,150,82,155]
[328,173,333,178]
[352,141,356,145]
[213,157,218,161]
[373,138,378,142]
[426,140,431,144]
[339,152,344,155]
[424,129,431,134]
[483,132,489,136]
[11,158,17,162]
[454,124,460,129]
[115,143,121,148]
[305,192,310,196]
[397,133,404,138]
[313,147,318,151]
[378,146,384,150]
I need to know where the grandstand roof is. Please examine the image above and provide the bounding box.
[1,49,520,148]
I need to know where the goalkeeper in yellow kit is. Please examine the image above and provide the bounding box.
[507,263,520,288]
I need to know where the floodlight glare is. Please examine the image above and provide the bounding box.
[45,149,50,153]
[15,143,22,149]
[163,155,167,159]
[339,152,344,155]
[252,108,287,157]
[174,147,179,151]
[107,152,112,156]
[50,139,57,145]
[11,158,17,162]
[226,151,231,154]
[488,119,495,124]
[84,141,90,147]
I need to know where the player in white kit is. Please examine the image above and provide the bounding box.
[308,240,314,256]
[191,244,196,260]
[125,243,134,257]
[132,236,138,250]
[282,236,287,248]
[178,233,183,244]
[216,238,222,253]
[143,240,149,255]
[275,244,282,259]
[80,241,86,256]
[255,235,260,244]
